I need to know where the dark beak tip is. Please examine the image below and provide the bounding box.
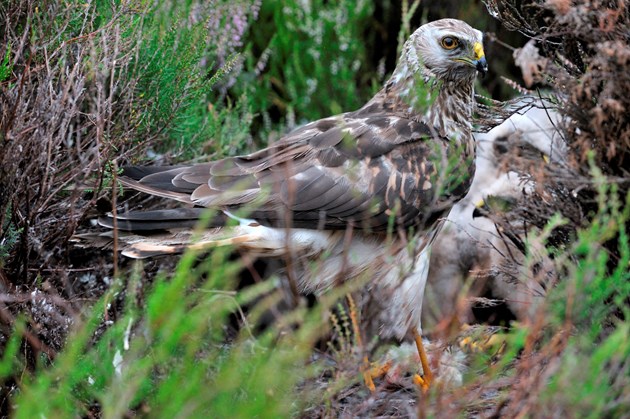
[476,58,488,78]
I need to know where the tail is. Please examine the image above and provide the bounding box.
[97,208,227,231]
[74,208,332,259]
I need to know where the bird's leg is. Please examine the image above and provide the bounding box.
[346,294,391,392]
[347,294,375,391]
[412,328,433,391]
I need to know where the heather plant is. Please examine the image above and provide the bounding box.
[234,0,374,137]
[1,0,630,417]
[0,0,257,282]
[486,178,630,417]
[0,45,11,82]
[125,0,260,160]
[0,0,259,411]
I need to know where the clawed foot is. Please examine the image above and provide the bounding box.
[356,325,503,393]
[345,294,382,392]
[345,295,437,392]
[413,329,433,392]
[362,356,393,392]
[412,373,430,391]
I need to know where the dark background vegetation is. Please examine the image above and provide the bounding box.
[0,0,628,417]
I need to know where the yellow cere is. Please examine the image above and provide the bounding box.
[473,42,485,60]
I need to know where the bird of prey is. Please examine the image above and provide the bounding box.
[423,100,566,330]
[95,19,488,389]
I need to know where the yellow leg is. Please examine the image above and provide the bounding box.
[347,294,391,392]
[412,329,432,391]
[362,355,376,392]
[362,356,393,392]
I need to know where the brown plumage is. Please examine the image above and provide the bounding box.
[92,19,487,342]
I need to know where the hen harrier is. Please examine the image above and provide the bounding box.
[424,100,566,329]
[95,19,487,389]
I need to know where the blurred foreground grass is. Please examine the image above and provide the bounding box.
[8,249,331,417]
[3,176,628,417]
[1,0,629,417]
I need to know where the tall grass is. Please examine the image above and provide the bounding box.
[1,0,629,417]
[7,247,337,417]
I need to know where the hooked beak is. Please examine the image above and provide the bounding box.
[472,195,517,218]
[453,41,488,77]
[475,56,488,77]
[473,42,488,77]
[472,198,486,218]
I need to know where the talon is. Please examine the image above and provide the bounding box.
[348,294,382,392]
[362,355,375,392]
[347,294,396,392]
[413,373,430,392]
[413,328,433,388]
[370,359,392,377]
[458,325,506,356]
[485,333,505,348]
[363,369,376,392]
[362,356,393,392]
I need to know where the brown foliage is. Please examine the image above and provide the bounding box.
[478,0,630,276]
[0,2,156,375]
[485,0,630,173]
[0,2,150,280]
[473,0,630,415]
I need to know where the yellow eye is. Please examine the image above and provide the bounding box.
[441,36,459,50]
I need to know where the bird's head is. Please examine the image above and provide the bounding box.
[402,18,487,82]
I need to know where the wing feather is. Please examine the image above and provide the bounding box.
[119,100,472,231]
